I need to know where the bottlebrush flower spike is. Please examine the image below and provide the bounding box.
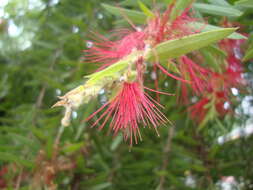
[144,5,196,45]
[189,91,231,123]
[215,91,230,116]
[219,38,246,88]
[186,22,247,124]
[180,56,211,95]
[188,97,209,123]
[84,30,146,69]
[86,82,169,145]
[142,5,200,100]
[219,21,247,86]
[220,37,245,77]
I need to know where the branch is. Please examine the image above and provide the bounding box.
[32,48,61,125]
[157,125,174,190]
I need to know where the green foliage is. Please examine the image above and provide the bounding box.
[243,38,253,61]
[235,0,253,8]
[102,3,146,24]
[138,1,155,18]
[193,3,243,17]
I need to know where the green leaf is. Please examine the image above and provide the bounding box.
[62,142,85,154]
[193,3,243,17]
[138,1,155,18]
[243,47,253,61]
[0,152,33,168]
[209,144,221,158]
[235,0,253,8]
[148,28,236,62]
[199,49,221,72]
[199,100,217,130]
[202,45,227,58]
[121,0,152,7]
[163,0,174,4]
[207,0,231,6]
[110,134,123,151]
[189,22,247,39]
[215,118,229,133]
[31,127,48,142]
[45,138,54,159]
[166,60,181,74]
[102,3,146,24]
[170,0,193,21]
[8,133,39,150]
[191,164,207,172]
[90,182,112,190]
[33,40,56,49]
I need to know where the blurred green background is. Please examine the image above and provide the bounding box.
[0,0,253,189]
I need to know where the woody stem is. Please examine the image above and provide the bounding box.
[157,125,174,190]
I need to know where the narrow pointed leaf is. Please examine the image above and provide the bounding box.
[243,48,253,61]
[102,3,146,24]
[8,133,39,150]
[207,0,231,6]
[62,142,85,154]
[148,28,236,62]
[0,152,33,168]
[202,45,227,58]
[193,3,243,17]
[190,22,247,39]
[110,134,123,151]
[90,182,112,190]
[170,0,193,21]
[138,1,155,18]
[235,0,253,8]
[121,0,153,7]
[200,49,221,72]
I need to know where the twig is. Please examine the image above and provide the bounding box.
[157,125,174,190]
[54,125,66,148]
[32,48,61,125]
[36,86,47,109]
[14,168,23,190]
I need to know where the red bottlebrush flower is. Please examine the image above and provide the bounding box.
[156,62,191,84]
[220,38,246,89]
[220,30,246,61]
[220,37,245,76]
[210,67,244,95]
[188,91,230,123]
[168,7,198,38]
[180,56,211,95]
[144,6,197,101]
[219,21,246,76]
[145,5,196,45]
[86,82,169,145]
[155,56,211,104]
[188,97,210,123]
[223,67,244,88]
[187,32,246,124]
[84,30,146,68]
[215,91,230,116]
